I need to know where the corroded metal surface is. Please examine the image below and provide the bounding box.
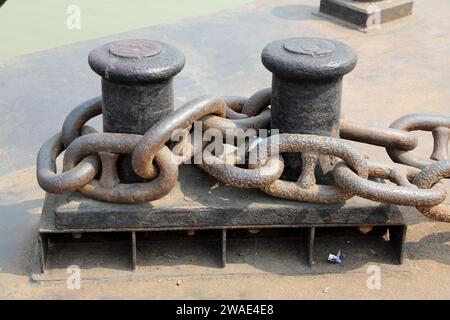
[387,114,450,168]
[36,132,100,194]
[261,37,357,181]
[413,160,450,222]
[256,134,368,203]
[198,143,284,188]
[132,95,228,179]
[340,119,418,150]
[61,96,102,147]
[89,39,185,183]
[241,88,272,117]
[89,39,185,134]
[202,88,272,136]
[63,133,178,203]
[333,161,446,207]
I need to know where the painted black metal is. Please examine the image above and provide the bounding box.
[262,37,357,181]
[88,39,185,182]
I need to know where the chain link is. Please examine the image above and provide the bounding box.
[253,134,368,203]
[386,114,450,168]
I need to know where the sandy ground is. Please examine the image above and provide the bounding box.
[0,0,449,299]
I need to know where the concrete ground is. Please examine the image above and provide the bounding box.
[0,0,449,299]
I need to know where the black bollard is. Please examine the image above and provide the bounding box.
[261,37,357,182]
[88,39,185,182]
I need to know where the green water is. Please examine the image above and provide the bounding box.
[0,0,251,60]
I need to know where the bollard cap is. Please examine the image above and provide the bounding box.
[88,39,185,83]
[261,37,357,80]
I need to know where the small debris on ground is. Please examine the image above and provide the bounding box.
[237,248,253,257]
[369,248,377,256]
[328,250,343,264]
[208,182,220,194]
[383,229,390,241]
[359,226,373,234]
[323,287,329,293]
[176,280,182,286]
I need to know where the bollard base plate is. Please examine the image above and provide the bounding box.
[317,0,414,32]
[32,165,407,280]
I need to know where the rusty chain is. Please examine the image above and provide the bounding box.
[36,88,450,222]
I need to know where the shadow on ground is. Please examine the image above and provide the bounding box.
[0,199,42,276]
[39,228,420,279]
[271,4,318,21]
[405,232,450,265]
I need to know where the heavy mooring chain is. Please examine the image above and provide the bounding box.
[251,134,369,204]
[387,114,450,168]
[36,88,450,222]
[413,160,450,222]
[333,160,447,210]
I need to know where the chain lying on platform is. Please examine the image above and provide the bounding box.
[36,88,450,222]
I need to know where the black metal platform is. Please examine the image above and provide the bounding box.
[33,165,407,276]
[317,0,414,32]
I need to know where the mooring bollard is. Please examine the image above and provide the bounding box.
[261,37,357,181]
[318,0,414,30]
[88,39,185,182]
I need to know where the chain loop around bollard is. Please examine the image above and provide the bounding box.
[241,88,271,117]
[255,134,369,203]
[222,96,248,119]
[63,132,178,203]
[36,127,100,194]
[132,96,228,179]
[61,96,102,147]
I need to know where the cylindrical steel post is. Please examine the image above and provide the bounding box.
[88,39,185,182]
[261,37,357,181]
